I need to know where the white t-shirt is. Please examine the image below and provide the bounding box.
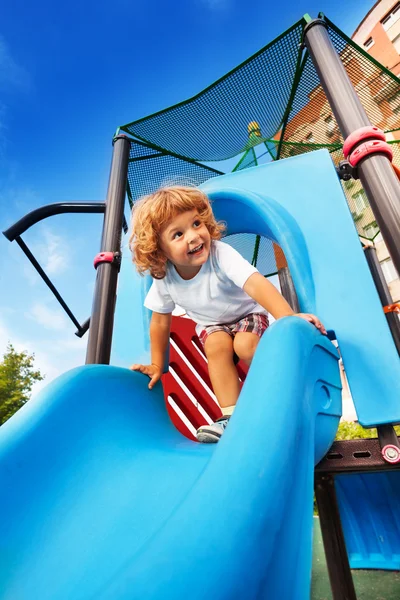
[144,240,267,331]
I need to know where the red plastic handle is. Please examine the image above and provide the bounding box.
[94,252,115,269]
[343,126,386,158]
[348,140,393,168]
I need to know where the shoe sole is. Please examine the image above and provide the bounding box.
[196,430,221,443]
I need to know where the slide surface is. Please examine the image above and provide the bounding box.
[0,318,341,600]
[336,471,400,570]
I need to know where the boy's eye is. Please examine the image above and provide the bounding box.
[193,220,201,228]
[173,231,183,239]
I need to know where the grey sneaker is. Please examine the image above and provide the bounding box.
[196,416,230,443]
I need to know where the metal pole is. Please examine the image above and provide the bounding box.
[364,246,400,355]
[304,19,400,277]
[277,267,300,312]
[86,135,131,364]
[273,244,300,311]
[315,474,358,600]
[3,202,106,241]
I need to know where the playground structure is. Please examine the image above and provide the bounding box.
[1,13,400,600]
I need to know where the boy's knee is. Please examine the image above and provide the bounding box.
[233,335,260,362]
[204,334,233,361]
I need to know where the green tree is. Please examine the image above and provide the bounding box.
[0,343,44,425]
[336,421,400,440]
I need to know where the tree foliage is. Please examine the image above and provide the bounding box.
[0,343,44,425]
[336,421,400,440]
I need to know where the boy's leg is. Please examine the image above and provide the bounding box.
[204,331,240,408]
[232,313,269,366]
[233,332,261,366]
[196,331,239,443]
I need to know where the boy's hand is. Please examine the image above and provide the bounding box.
[294,313,327,335]
[130,363,163,389]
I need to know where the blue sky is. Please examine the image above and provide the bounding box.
[1,0,375,394]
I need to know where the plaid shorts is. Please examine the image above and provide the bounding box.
[197,313,269,348]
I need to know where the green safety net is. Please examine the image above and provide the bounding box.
[122,12,400,274]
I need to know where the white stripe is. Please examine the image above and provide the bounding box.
[169,366,213,425]
[167,396,197,437]
[170,337,219,406]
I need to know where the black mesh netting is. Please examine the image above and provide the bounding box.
[127,141,223,206]
[279,18,400,159]
[325,141,400,240]
[224,233,277,275]
[124,14,400,260]
[122,20,304,162]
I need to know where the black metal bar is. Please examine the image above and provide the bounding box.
[315,474,358,600]
[277,267,300,312]
[15,236,84,333]
[364,246,400,355]
[75,318,90,338]
[316,437,400,473]
[377,424,399,447]
[3,202,105,242]
[86,135,131,364]
[304,19,400,278]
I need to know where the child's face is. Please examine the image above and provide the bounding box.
[159,209,211,278]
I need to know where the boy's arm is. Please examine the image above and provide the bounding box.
[243,272,326,334]
[150,311,172,371]
[130,311,172,389]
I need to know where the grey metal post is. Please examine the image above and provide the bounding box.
[86,135,131,364]
[315,474,358,600]
[277,267,300,312]
[364,246,400,355]
[303,19,400,277]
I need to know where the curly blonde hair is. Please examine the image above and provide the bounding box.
[130,186,225,279]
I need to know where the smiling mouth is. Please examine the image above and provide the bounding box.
[188,243,204,255]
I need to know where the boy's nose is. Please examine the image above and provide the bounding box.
[188,233,199,245]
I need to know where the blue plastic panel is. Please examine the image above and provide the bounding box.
[336,471,400,570]
[117,150,400,426]
[0,318,340,599]
[200,150,400,426]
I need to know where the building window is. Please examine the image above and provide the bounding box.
[364,37,375,50]
[381,258,398,283]
[363,222,380,239]
[325,115,336,136]
[352,189,369,215]
[388,90,400,114]
[381,3,400,31]
[305,133,315,143]
[393,32,400,53]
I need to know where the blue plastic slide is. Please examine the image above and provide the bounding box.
[0,317,341,599]
[3,150,400,597]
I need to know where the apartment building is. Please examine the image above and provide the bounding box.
[279,1,400,302]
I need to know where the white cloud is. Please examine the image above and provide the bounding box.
[40,229,70,276]
[0,316,86,397]
[21,227,71,284]
[0,36,31,91]
[27,303,69,331]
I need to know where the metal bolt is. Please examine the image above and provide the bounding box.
[385,447,399,460]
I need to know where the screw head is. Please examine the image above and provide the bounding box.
[382,445,400,464]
